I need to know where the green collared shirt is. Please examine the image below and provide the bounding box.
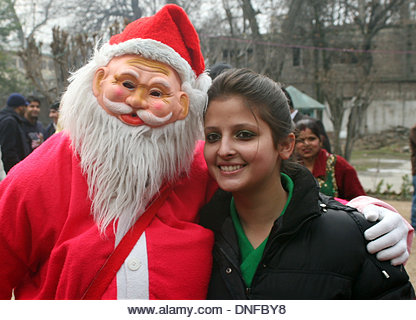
[230,173,294,287]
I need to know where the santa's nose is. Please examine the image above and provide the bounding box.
[126,89,148,109]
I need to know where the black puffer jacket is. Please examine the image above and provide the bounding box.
[0,107,31,173]
[199,164,415,299]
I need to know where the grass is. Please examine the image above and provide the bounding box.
[351,146,409,160]
[350,142,410,172]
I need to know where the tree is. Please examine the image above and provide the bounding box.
[343,0,406,160]
[60,0,201,35]
[286,0,406,159]
[0,0,32,101]
[6,0,60,105]
[60,0,143,35]
[200,0,289,78]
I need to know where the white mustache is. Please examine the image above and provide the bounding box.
[136,110,172,126]
[103,95,132,113]
[102,95,172,126]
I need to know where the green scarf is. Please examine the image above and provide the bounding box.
[230,173,294,287]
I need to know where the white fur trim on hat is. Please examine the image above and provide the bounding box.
[95,38,196,85]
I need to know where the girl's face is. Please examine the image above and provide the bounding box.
[295,128,321,160]
[204,95,292,194]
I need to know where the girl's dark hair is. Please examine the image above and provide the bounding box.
[295,118,322,141]
[206,68,294,146]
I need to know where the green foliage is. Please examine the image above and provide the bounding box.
[0,0,32,101]
[0,0,19,42]
[400,174,413,200]
[0,50,31,100]
[375,179,384,195]
[366,174,413,201]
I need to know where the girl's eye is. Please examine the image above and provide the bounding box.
[122,81,135,90]
[149,89,162,97]
[236,130,256,140]
[205,132,221,143]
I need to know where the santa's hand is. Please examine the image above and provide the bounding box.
[362,204,409,266]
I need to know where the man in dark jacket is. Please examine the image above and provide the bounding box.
[23,96,45,152]
[0,93,31,173]
[44,102,59,140]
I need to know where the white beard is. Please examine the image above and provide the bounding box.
[59,61,205,240]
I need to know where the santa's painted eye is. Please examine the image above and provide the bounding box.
[122,81,135,90]
[150,90,162,97]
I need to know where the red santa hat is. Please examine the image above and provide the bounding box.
[96,4,209,89]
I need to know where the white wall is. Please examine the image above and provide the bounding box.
[322,99,416,136]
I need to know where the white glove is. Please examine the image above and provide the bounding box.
[362,204,409,266]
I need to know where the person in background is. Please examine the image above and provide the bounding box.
[208,62,232,80]
[0,93,31,173]
[410,124,416,230]
[199,68,414,299]
[23,96,45,152]
[294,118,365,200]
[282,86,332,153]
[0,148,6,181]
[44,102,60,140]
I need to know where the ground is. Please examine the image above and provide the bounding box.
[351,126,411,195]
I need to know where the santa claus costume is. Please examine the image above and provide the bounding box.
[0,4,217,300]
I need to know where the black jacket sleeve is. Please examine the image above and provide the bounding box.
[323,196,415,299]
[0,117,21,172]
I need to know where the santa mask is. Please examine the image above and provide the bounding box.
[93,55,190,128]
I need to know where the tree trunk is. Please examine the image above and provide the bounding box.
[344,105,360,161]
[239,0,263,72]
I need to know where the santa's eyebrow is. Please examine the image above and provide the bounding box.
[152,80,171,89]
[118,69,140,79]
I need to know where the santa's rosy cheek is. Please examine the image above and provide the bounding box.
[106,87,125,101]
[151,101,165,111]
[114,87,126,97]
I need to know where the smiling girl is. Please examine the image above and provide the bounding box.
[199,68,414,299]
[295,118,365,200]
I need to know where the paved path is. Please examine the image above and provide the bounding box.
[356,158,411,194]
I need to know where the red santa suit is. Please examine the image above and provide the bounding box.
[0,133,217,299]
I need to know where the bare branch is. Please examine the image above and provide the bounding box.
[27,0,55,39]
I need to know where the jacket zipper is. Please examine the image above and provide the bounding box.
[217,243,250,298]
[245,212,322,298]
